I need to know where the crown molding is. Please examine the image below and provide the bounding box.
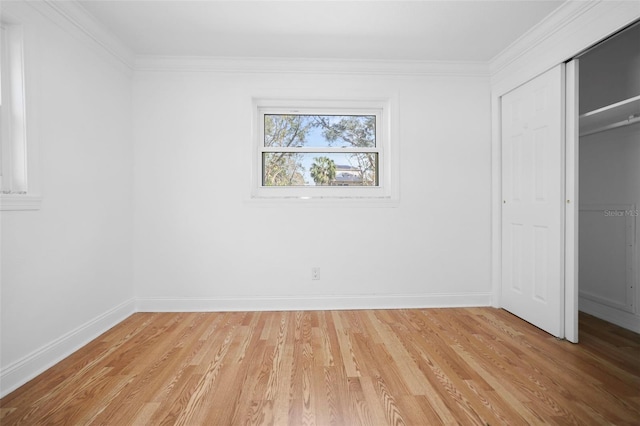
[24,0,135,71]
[490,0,640,92]
[490,1,598,78]
[134,55,490,77]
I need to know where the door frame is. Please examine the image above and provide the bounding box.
[490,5,639,343]
[564,59,579,342]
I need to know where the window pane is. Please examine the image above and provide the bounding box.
[263,152,378,186]
[264,114,376,148]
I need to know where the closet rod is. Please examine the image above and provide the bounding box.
[580,114,640,137]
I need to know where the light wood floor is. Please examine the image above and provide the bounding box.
[1,308,639,425]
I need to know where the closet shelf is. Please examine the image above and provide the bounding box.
[580,95,640,137]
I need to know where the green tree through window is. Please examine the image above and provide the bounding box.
[310,156,336,185]
[262,115,313,186]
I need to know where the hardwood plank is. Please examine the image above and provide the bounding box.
[1,308,639,425]
[331,311,361,378]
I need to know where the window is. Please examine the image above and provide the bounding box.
[1,20,39,210]
[251,98,398,203]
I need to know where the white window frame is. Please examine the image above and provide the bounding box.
[1,19,40,211]
[251,97,398,204]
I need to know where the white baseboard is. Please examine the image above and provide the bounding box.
[0,298,136,398]
[580,297,640,333]
[135,292,493,312]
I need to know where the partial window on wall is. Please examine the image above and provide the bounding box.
[1,21,39,210]
[251,98,398,204]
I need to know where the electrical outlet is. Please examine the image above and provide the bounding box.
[311,267,320,280]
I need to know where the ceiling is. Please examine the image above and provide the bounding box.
[77,0,566,62]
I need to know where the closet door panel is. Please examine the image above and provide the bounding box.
[501,64,565,338]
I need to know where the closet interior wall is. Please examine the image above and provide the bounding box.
[578,23,640,332]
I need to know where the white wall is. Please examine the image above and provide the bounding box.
[132,68,492,310]
[0,4,134,396]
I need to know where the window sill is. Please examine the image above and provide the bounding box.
[246,195,400,208]
[1,194,42,211]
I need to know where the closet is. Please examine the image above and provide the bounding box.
[578,22,640,332]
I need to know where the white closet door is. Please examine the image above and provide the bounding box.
[501,65,565,338]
